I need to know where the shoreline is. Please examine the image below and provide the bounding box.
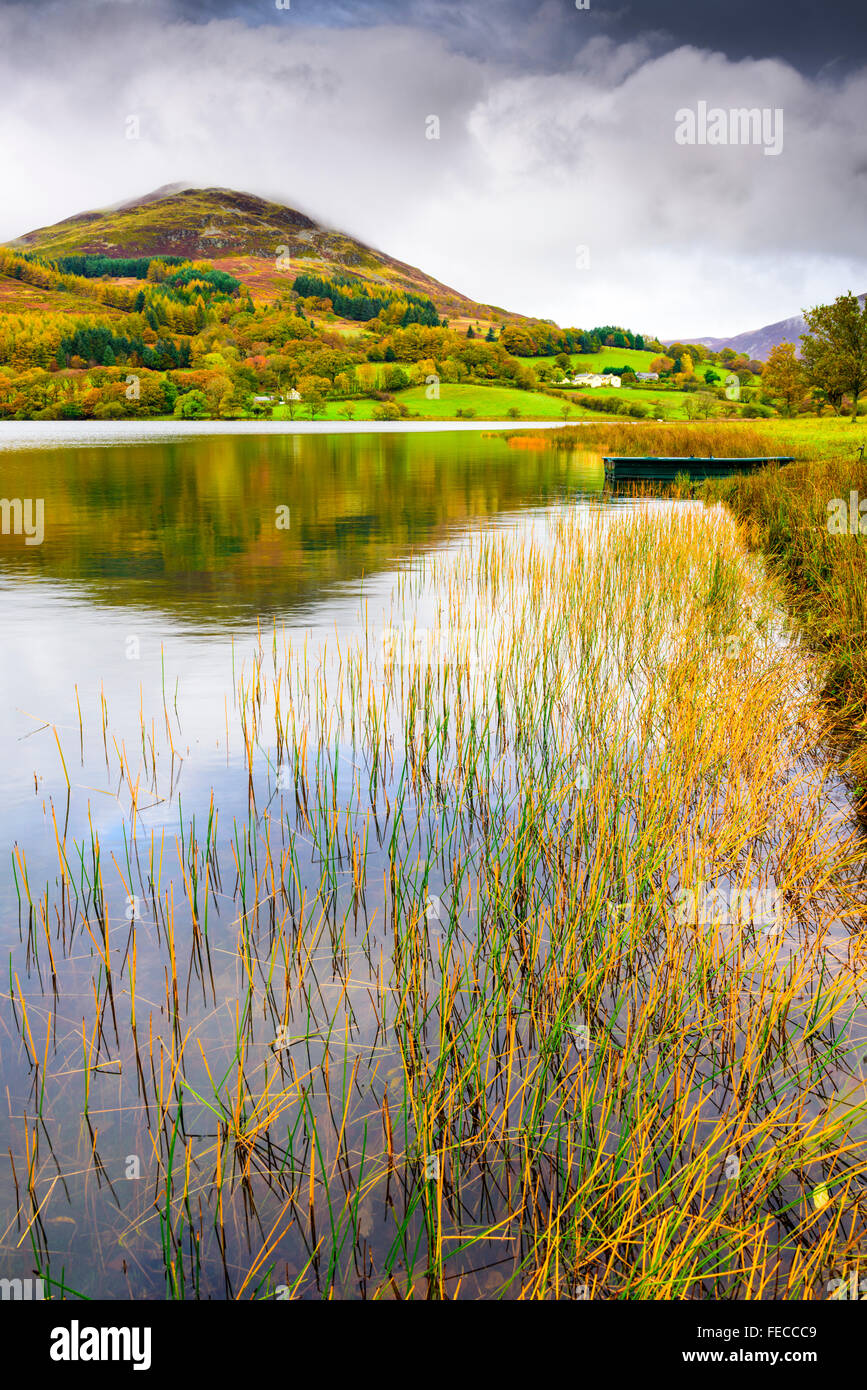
[0,418,572,451]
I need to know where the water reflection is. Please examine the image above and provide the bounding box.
[0,429,602,621]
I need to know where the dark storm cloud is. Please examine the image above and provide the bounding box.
[7,0,863,74]
[290,0,867,75]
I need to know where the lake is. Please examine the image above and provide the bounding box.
[1,424,864,1301]
[0,425,604,801]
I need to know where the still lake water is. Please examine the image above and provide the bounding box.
[0,425,601,804]
[1,424,863,1300]
[0,425,615,1298]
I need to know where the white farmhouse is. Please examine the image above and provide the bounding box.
[254,389,302,404]
[565,372,621,388]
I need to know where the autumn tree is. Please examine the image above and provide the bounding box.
[801,293,867,421]
[174,389,209,419]
[311,348,348,384]
[761,342,805,415]
[219,381,254,418]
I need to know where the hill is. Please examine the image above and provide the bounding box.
[9,184,534,327]
[0,185,741,426]
[1,186,615,423]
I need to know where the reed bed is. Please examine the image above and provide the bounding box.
[707,454,867,812]
[2,497,867,1300]
[505,421,790,459]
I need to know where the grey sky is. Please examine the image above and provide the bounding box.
[0,0,864,338]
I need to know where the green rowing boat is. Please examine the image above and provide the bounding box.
[603,455,794,482]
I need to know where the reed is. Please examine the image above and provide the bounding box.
[2,496,866,1299]
[707,453,867,809]
[506,420,787,458]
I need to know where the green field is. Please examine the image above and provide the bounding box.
[273,383,620,422]
[267,381,867,430]
[396,383,577,419]
[270,379,707,423]
[737,414,867,458]
[529,347,759,390]
[527,348,661,374]
[272,397,393,422]
[573,385,682,418]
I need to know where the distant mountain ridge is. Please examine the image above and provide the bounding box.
[666,293,867,360]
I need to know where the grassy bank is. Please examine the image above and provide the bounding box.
[506,418,867,459]
[507,420,783,457]
[706,454,867,805]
